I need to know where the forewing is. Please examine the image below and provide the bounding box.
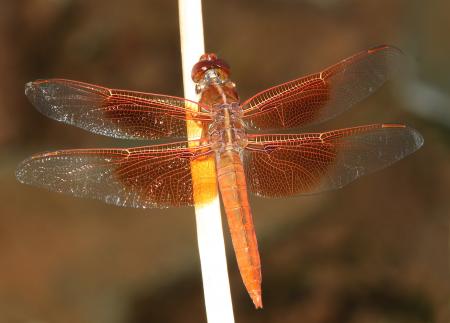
[241,46,403,130]
[244,124,423,198]
[16,142,213,208]
[25,79,212,140]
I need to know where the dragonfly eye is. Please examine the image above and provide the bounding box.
[191,53,231,83]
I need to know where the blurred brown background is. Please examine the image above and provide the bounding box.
[1,0,449,322]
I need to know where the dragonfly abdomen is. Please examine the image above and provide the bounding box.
[216,150,262,308]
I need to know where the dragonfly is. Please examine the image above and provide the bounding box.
[16,45,423,308]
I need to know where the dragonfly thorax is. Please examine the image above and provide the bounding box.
[209,103,247,153]
[195,69,228,94]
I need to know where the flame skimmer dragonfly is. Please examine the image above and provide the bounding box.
[16,45,423,308]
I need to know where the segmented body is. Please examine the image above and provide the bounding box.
[198,74,263,308]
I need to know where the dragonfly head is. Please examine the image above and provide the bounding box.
[192,53,231,84]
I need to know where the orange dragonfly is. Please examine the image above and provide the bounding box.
[16,45,423,308]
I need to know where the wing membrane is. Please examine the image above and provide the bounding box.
[16,142,213,208]
[241,46,403,130]
[244,124,423,197]
[25,79,212,140]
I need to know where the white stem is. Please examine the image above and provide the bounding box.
[178,1,235,322]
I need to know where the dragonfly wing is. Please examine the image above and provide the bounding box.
[16,141,213,208]
[241,45,403,130]
[25,79,212,140]
[244,124,423,198]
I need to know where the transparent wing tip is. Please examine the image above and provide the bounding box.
[24,80,44,104]
[382,124,424,152]
[24,81,38,98]
[15,153,50,186]
[15,157,32,185]
[24,80,57,117]
[369,44,404,56]
[410,127,425,150]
